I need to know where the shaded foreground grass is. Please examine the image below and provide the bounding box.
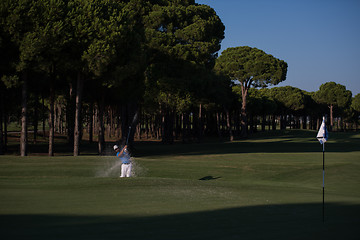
[2,203,359,240]
[0,130,359,239]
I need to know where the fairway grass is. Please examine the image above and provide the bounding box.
[0,131,359,239]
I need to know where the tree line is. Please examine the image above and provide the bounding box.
[0,0,359,156]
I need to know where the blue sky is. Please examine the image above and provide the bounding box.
[196,0,360,96]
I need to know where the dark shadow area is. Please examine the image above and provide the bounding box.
[4,130,359,156]
[133,130,360,157]
[199,176,221,180]
[134,137,360,157]
[1,203,359,240]
[5,138,100,156]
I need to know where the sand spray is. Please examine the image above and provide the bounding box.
[95,156,147,178]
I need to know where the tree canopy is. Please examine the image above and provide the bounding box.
[352,94,360,113]
[314,82,352,129]
[214,46,288,136]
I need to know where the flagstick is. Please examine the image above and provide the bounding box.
[322,142,325,223]
[317,116,328,223]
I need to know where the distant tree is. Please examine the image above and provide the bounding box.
[258,89,277,131]
[299,91,320,130]
[352,94,360,113]
[242,88,264,133]
[314,82,352,130]
[267,86,305,129]
[350,94,360,129]
[214,46,287,137]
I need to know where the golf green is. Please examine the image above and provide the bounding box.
[0,131,359,239]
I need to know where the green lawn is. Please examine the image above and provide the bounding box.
[0,130,359,239]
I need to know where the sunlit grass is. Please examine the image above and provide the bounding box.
[0,130,359,239]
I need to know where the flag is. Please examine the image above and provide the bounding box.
[317,117,328,144]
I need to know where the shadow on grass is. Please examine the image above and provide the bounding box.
[1,203,359,240]
[5,130,360,156]
[199,175,221,180]
[135,138,360,157]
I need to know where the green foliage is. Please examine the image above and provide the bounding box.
[315,82,352,109]
[67,0,129,76]
[349,94,360,123]
[268,86,306,113]
[3,0,358,146]
[3,0,69,72]
[1,0,225,104]
[143,0,226,113]
[144,0,224,67]
[351,94,360,112]
[215,46,288,136]
[214,46,288,88]
[1,75,20,88]
[248,88,277,115]
[315,82,352,107]
[233,87,269,109]
[143,59,196,113]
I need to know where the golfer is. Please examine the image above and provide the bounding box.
[113,145,132,177]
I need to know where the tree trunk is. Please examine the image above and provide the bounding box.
[109,107,113,138]
[280,115,286,130]
[116,110,121,140]
[98,98,105,155]
[88,101,94,143]
[249,114,254,133]
[302,115,307,130]
[33,95,38,144]
[261,114,266,132]
[272,114,276,130]
[67,82,75,145]
[161,109,174,144]
[216,112,222,140]
[198,103,203,141]
[20,71,28,156]
[42,94,46,137]
[174,114,179,140]
[59,104,64,134]
[3,112,7,152]
[181,114,185,142]
[268,115,271,131]
[48,79,55,156]
[56,102,62,133]
[182,113,189,142]
[74,72,84,156]
[226,108,233,141]
[0,93,3,155]
[329,104,333,131]
[240,84,248,137]
[0,88,5,154]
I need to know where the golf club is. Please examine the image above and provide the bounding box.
[125,111,139,146]
[126,126,131,146]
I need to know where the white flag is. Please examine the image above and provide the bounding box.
[317,117,328,144]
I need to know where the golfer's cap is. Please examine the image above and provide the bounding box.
[113,145,119,150]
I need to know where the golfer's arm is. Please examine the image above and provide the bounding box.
[119,145,127,155]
